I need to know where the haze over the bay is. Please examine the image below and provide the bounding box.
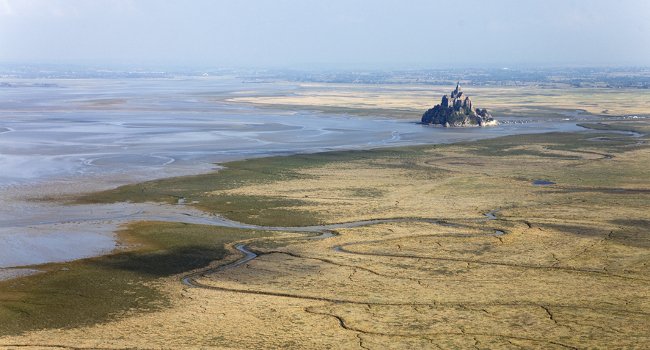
[1,0,649,68]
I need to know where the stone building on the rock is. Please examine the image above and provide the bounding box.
[421,83,497,127]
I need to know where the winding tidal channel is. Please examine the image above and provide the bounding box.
[180,210,646,307]
[0,77,589,279]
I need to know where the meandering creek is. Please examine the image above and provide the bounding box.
[0,78,601,277]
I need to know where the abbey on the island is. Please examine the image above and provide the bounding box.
[421,83,497,127]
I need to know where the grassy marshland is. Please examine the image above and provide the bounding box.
[0,223,272,335]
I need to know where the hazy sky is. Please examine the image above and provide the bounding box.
[1,0,649,68]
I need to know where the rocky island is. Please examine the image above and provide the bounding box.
[421,83,497,127]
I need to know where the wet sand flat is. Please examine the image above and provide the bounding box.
[226,82,650,118]
[0,77,584,272]
[1,78,647,348]
[0,121,647,348]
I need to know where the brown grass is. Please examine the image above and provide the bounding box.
[1,122,648,349]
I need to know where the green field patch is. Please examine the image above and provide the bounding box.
[0,222,272,336]
[75,147,432,226]
[76,122,648,227]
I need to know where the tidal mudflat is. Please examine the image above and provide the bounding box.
[226,82,650,119]
[0,119,647,348]
[0,77,647,349]
[0,78,583,272]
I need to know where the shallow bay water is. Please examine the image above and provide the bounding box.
[0,77,584,277]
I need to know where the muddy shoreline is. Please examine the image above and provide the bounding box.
[0,78,594,277]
